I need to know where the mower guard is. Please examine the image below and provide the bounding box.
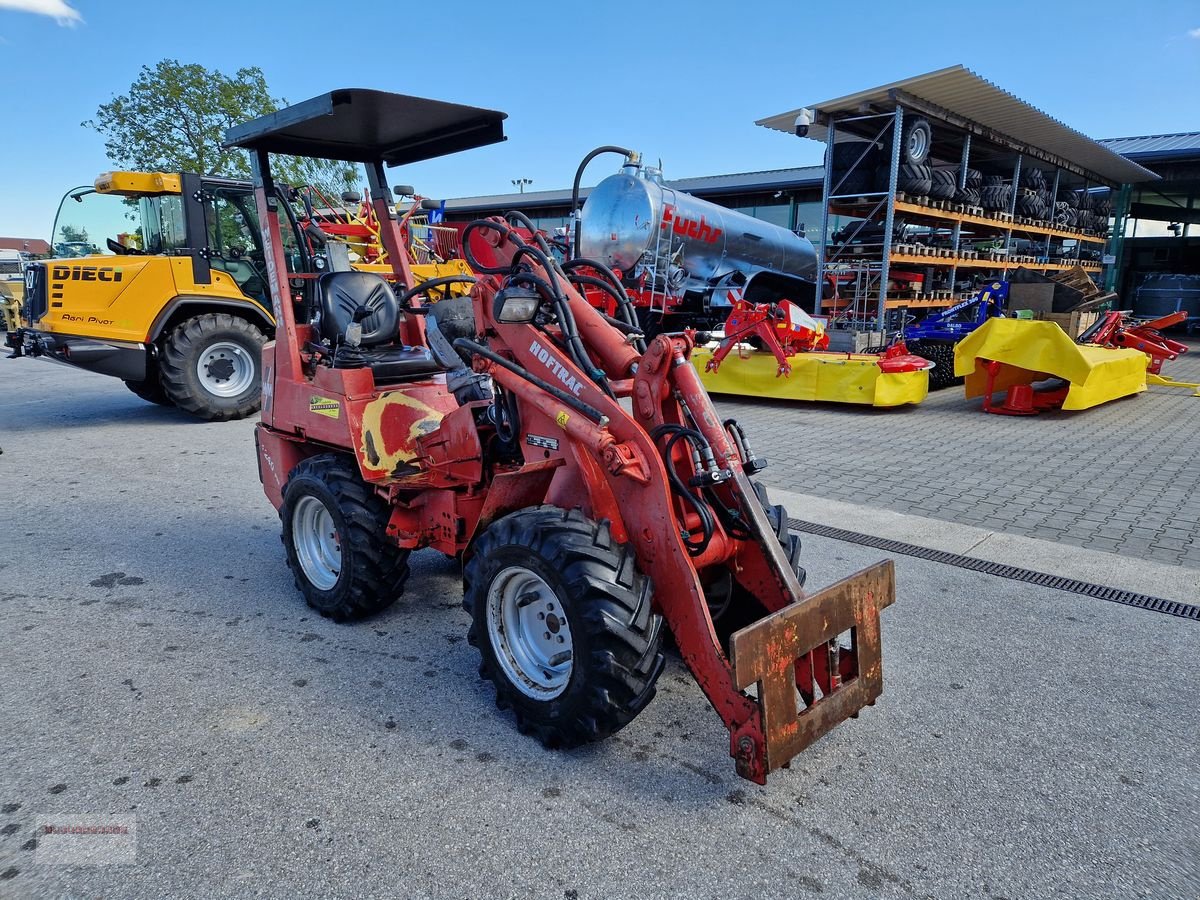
[956,318,1147,411]
[692,347,928,407]
[730,560,895,776]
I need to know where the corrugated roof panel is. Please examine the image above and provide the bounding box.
[1099,133,1200,158]
[757,65,1158,185]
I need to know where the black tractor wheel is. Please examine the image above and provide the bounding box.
[911,340,960,390]
[900,117,932,165]
[159,313,265,421]
[963,167,983,189]
[123,374,174,407]
[465,506,665,748]
[280,454,410,622]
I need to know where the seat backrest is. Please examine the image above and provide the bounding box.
[316,271,400,346]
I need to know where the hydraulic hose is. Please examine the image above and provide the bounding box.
[503,210,554,257]
[651,423,717,556]
[571,145,635,259]
[393,275,477,308]
[462,218,613,397]
[563,259,644,352]
[452,338,607,424]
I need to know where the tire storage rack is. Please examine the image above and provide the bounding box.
[767,69,1162,344]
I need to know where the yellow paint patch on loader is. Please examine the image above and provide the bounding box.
[691,348,928,407]
[955,318,1148,411]
[357,388,448,476]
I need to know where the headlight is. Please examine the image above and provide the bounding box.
[494,286,540,323]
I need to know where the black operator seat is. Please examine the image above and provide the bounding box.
[313,271,442,381]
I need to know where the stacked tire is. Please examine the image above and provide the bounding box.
[1019,166,1046,191]
[954,167,982,205]
[1016,192,1048,219]
[829,141,881,196]
[929,167,958,200]
[895,163,933,196]
[981,175,1011,211]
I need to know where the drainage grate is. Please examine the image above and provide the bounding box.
[789,518,1199,622]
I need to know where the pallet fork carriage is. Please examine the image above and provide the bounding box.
[231,89,895,783]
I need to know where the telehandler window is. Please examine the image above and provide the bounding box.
[206,188,270,301]
[50,187,141,257]
[138,195,186,254]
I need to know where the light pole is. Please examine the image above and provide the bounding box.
[511,178,533,194]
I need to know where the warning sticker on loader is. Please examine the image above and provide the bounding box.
[309,395,341,419]
[555,411,570,429]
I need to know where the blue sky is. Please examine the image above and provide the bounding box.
[1,0,1197,238]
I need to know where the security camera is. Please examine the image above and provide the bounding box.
[794,108,815,138]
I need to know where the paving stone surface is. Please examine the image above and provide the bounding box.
[716,336,1200,569]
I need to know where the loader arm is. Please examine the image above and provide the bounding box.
[463,219,895,782]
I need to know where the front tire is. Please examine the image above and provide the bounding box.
[160,313,264,420]
[280,454,410,621]
[464,506,665,748]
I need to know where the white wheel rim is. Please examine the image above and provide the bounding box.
[197,340,256,398]
[292,495,341,591]
[907,127,928,162]
[486,565,573,700]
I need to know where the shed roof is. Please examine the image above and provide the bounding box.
[757,65,1157,185]
[1099,132,1200,162]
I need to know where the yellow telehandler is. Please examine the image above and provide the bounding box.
[5,171,467,419]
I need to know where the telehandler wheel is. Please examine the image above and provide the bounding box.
[280,454,410,622]
[464,506,665,748]
[123,375,174,407]
[159,313,265,421]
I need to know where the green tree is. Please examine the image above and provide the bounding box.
[84,60,358,197]
[58,224,89,243]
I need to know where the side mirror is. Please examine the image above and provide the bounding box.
[420,198,442,211]
[393,184,416,197]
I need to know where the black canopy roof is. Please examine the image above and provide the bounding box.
[224,89,507,166]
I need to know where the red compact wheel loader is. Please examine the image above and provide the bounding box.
[228,89,895,784]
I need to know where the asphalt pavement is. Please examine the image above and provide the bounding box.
[1,362,1197,899]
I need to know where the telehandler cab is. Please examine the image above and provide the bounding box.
[232,89,895,783]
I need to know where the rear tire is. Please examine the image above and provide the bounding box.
[160,313,264,421]
[464,506,665,748]
[124,374,173,407]
[280,454,410,622]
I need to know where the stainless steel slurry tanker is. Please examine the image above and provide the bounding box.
[576,156,818,332]
[561,149,930,408]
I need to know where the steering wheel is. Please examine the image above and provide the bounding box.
[106,237,143,256]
